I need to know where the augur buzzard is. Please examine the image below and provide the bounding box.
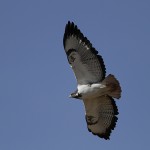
[63,21,121,140]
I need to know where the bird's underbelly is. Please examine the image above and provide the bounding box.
[77,83,107,99]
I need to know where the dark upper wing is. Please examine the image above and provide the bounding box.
[83,96,118,140]
[63,21,106,85]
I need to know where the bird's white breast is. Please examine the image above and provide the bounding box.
[77,83,106,99]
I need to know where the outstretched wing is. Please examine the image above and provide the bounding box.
[63,21,106,85]
[83,96,118,140]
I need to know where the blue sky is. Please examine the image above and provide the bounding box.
[0,0,150,149]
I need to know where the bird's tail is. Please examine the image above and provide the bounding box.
[102,74,121,99]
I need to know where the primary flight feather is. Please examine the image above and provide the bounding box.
[63,21,121,140]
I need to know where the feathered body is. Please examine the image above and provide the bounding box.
[63,21,121,140]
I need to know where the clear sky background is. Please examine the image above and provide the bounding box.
[0,0,150,149]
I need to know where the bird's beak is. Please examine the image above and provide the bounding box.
[69,95,72,98]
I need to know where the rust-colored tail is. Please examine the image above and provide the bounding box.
[102,74,121,99]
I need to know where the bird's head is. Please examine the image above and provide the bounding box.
[69,92,82,99]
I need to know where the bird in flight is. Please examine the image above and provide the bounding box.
[63,21,121,140]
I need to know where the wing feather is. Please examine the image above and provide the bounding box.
[63,21,106,85]
[83,96,118,140]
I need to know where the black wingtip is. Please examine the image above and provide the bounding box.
[89,116,118,140]
[63,21,91,48]
[63,21,73,47]
[101,116,118,140]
